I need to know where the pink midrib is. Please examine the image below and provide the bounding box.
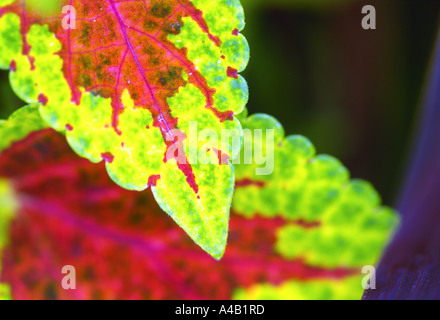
[108,0,172,134]
[108,0,200,195]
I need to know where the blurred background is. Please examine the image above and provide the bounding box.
[1,0,440,206]
[240,0,440,205]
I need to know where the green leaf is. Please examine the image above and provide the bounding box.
[0,108,398,298]
[0,283,11,300]
[0,105,44,259]
[0,179,16,269]
[232,112,399,297]
[0,106,30,293]
[233,276,364,300]
[0,123,358,299]
[0,0,249,259]
[0,104,48,152]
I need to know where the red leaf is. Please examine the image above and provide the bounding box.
[0,129,354,300]
[0,0,251,258]
[0,0,231,133]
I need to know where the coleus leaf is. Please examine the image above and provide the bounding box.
[0,0,249,259]
[0,177,15,300]
[0,118,352,300]
[0,107,397,299]
[0,104,48,300]
[231,112,399,298]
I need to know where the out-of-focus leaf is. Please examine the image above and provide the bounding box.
[0,104,48,152]
[0,179,15,301]
[233,276,363,300]
[231,113,399,298]
[0,105,42,300]
[0,110,398,299]
[0,105,47,300]
[0,126,352,299]
[0,282,11,300]
[0,0,250,259]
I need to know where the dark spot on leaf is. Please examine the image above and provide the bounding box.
[143,19,159,32]
[79,56,93,70]
[150,2,172,18]
[82,25,91,38]
[96,66,104,81]
[143,45,156,55]
[77,74,92,87]
[156,67,183,88]
[83,266,95,280]
[79,24,91,45]
[149,57,160,66]
[163,20,182,35]
[130,212,145,224]
[130,91,140,100]
[44,282,58,300]
[97,53,111,66]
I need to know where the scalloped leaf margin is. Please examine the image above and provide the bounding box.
[231,112,399,298]
[0,0,250,259]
